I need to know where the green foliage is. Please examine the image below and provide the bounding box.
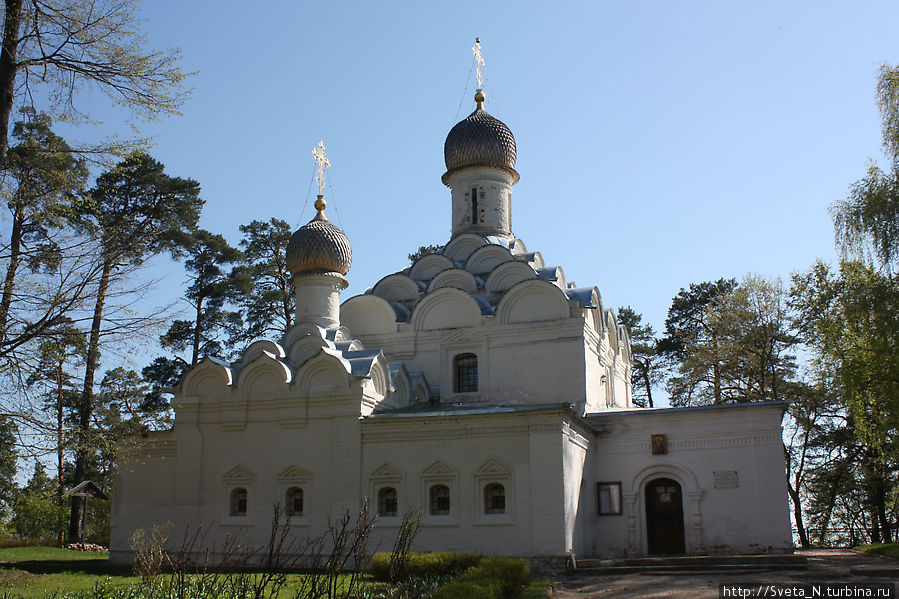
[0,545,109,561]
[659,276,796,406]
[0,110,88,350]
[407,245,442,264]
[369,552,481,580]
[233,218,295,346]
[658,278,737,361]
[616,306,661,407]
[1,0,191,154]
[457,556,529,599]
[0,109,89,251]
[876,64,899,167]
[790,260,899,543]
[423,556,529,599]
[82,151,203,265]
[140,358,188,416]
[791,261,899,456]
[159,229,245,365]
[832,63,899,272]
[429,580,495,599]
[0,416,17,519]
[854,542,899,557]
[521,579,553,599]
[69,151,202,543]
[10,464,67,544]
[832,163,899,272]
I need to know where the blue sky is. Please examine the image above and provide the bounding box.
[48,1,899,388]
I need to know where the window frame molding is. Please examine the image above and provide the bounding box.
[221,465,255,525]
[369,462,405,527]
[440,330,488,402]
[453,352,479,394]
[597,481,623,515]
[420,460,459,526]
[472,457,514,526]
[277,466,312,526]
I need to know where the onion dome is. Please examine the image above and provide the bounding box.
[442,89,519,184]
[286,196,352,276]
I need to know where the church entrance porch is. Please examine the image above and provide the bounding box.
[645,477,685,555]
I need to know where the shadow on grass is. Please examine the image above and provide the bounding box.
[0,560,131,577]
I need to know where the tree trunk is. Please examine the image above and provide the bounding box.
[873,472,893,543]
[68,257,113,543]
[57,359,65,546]
[783,444,809,548]
[817,486,837,546]
[713,361,721,403]
[0,204,24,341]
[191,297,202,367]
[787,476,809,548]
[641,362,654,408]
[0,0,23,160]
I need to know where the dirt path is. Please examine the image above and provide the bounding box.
[552,549,898,599]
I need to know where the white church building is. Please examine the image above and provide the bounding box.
[109,87,793,564]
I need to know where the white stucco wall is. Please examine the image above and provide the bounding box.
[586,402,792,558]
[361,407,579,557]
[112,404,586,563]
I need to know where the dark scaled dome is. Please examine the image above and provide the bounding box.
[442,90,518,184]
[286,197,352,276]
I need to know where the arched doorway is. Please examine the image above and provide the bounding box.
[645,477,685,555]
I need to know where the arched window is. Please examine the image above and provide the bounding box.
[377,487,397,517]
[286,487,303,517]
[230,487,247,517]
[453,353,478,393]
[484,483,505,514]
[429,484,450,516]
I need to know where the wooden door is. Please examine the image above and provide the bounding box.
[645,478,686,555]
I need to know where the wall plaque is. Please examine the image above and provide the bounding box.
[650,434,667,455]
[714,470,739,488]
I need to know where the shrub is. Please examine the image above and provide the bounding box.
[9,489,67,544]
[459,555,530,599]
[429,580,496,599]
[370,551,481,580]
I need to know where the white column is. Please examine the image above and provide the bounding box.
[446,166,515,239]
[294,272,348,328]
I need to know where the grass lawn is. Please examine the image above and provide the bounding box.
[854,543,899,558]
[0,547,109,563]
[0,546,138,599]
[0,547,372,599]
[0,546,554,599]
[523,578,553,598]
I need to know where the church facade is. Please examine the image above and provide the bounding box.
[109,88,792,564]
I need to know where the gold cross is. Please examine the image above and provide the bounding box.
[312,140,330,194]
[472,37,485,88]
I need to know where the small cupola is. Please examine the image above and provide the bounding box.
[285,142,352,328]
[442,88,520,241]
[442,89,519,185]
[286,195,352,277]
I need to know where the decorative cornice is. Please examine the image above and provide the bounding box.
[595,433,783,453]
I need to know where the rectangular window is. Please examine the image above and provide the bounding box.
[484,483,505,514]
[377,487,398,517]
[471,188,479,223]
[597,482,622,515]
[454,353,478,393]
[429,485,451,515]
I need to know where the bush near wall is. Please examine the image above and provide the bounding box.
[369,551,481,579]
[372,553,530,599]
[430,580,496,599]
[457,556,530,599]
